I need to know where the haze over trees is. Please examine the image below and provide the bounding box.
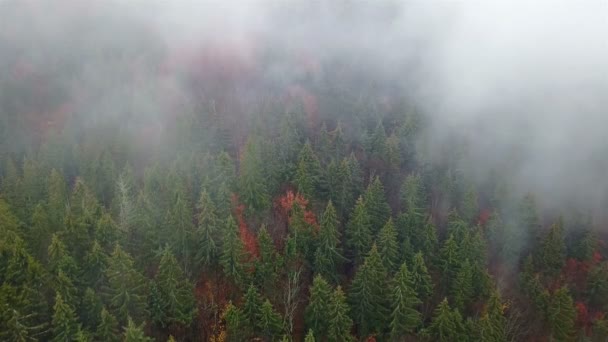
[1,0,607,341]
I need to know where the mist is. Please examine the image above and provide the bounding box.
[2,0,608,214]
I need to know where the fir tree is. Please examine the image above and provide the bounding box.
[327,286,353,342]
[547,287,576,341]
[305,275,332,337]
[314,201,345,282]
[451,260,474,313]
[220,216,249,286]
[427,298,465,342]
[122,317,151,342]
[165,189,194,274]
[195,188,219,268]
[294,141,322,200]
[152,246,196,328]
[224,302,246,342]
[411,252,433,302]
[258,299,283,340]
[363,176,391,234]
[254,226,279,296]
[390,262,422,339]
[477,290,506,342]
[96,307,119,342]
[377,218,399,273]
[540,220,566,277]
[239,135,270,214]
[345,196,372,265]
[349,244,389,338]
[51,293,79,342]
[242,284,263,337]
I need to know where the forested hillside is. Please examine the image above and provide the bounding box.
[1,1,607,341]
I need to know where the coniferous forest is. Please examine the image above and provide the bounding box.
[1,1,608,341]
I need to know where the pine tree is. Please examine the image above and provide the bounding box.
[103,245,148,325]
[390,262,422,339]
[451,259,474,313]
[239,135,270,214]
[96,307,120,342]
[51,293,79,342]
[327,286,353,342]
[411,252,433,302]
[305,275,332,337]
[195,188,219,268]
[152,246,196,328]
[363,176,391,234]
[258,299,283,340]
[294,141,322,200]
[547,287,576,341]
[254,226,279,296]
[165,189,194,274]
[540,220,566,277]
[349,244,389,337]
[122,317,151,342]
[377,218,399,273]
[427,298,465,342]
[220,216,249,286]
[345,196,372,265]
[314,201,345,282]
[477,290,506,342]
[242,284,263,337]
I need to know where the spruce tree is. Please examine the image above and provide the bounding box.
[451,259,474,313]
[220,216,249,286]
[305,275,332,337]
[345,196,372,265]
[349,244,389,338]
[224,302,246,342]
[547,287,576,341]
[411,252,433,302]
[51,293,79,342]
[238,135,270,214]
[165,189,194,274]
[195,188,219,268]
[314,201,345,282]
[540,220,566,277]
[242,284,263,337]
[254,226,279,295]
[103,245,148,325]
[294,141,322,200]
[258,299,283,340]
[152,246,196,328]
[363,176,391,234]
[96,307,120,342]
[122,317,151,342]
[377,218,399,273]
[327,286,353,342]
[427,298,465,342]
[390,262,422,339]
[477,290,506,342]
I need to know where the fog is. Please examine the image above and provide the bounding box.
[2,0,608,216]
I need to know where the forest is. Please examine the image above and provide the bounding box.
[1,1,608,341]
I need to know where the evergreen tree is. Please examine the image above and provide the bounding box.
[377,218,399,273]
[254,226,279,296]
[195,188,219,268]
[95,214,119,253]
[165,189,194,274]
[363,176,391,234]
[305,329,316,342]
[427,298,465,342]
[439,234,461,285]
[547,287,576,341]
[258,299,283,340]
[51,293,79,342]
[96,307,119,342]
[349,244,389,337]
[327,286,353,342]
[451,259,474,313]
[242,284,263,337]
[314,201,345,282]
[411,252,433,302]
[152,246,196,328]
[459,186,478,224]
[224,302,246,342]
[103,245,148,325]
[389,262,422,339]
[345,196,372,265]
[294,141,322,200]
[588,262,608,311]
[122,317,151,342]
[305,275,332,337]
[477,290,506,342]
[239,135,270,214]
[220,216,249,286]
[83,241,107,290]
[539,220,566,277]
[366,120,388,165]
[79,288,102,331]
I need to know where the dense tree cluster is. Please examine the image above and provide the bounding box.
[0,2,606,341]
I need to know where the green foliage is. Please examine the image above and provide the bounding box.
[349,244,389,338]
[427,298,466,342]
[195,188,219,268]
[239,135,270,214]
[314,201,345,282]
[328,286,353,342]
[258,299,284,340]
[411,252,433,301]
[345,196,372,265]
[539,220,566,277]
[294,141,323,200]
[547,287,576,341]
[122,317,152,342]
[103,245,148,325]
[220,216,249,286]
[389,262,422,339]
[477,290,506,342]
[96,307,120,342]
[254,226,279,295]
[305,275,332,337]
[151,246,196,328]
[451,259,474,312]
[363,176,391,234]
[51,293,79,342]
[377,218,399,273]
